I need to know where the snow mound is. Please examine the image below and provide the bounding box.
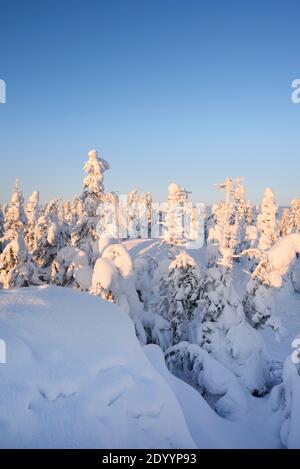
[0,286,195,449]
[145,345,273,449]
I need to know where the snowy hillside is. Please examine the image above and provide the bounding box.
[0,286,195,449]
[1,282,299,448]
[1,154,300,449]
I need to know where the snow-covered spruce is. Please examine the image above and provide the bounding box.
[239,234,300,334]
[199,264,270,395]
[257,187,278,251]
[25,190,40,253]
[1,158,300,448]
[0,232,40,288]
[71,150,110,262]
[2,179,27,245]
[0,204,4,252]
[156,251,202,345]
[32,208,69,274]
[51,246,92,290]
[165,341,248,418]
[83,149,110,200]
[288,199,300,234]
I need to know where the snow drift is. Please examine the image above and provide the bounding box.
[0,286,195,448]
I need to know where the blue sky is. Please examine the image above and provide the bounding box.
[0,0,299,205]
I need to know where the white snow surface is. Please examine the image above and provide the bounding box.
[1,238,300,448]
[145,345,275,449]
[0,286,195,449]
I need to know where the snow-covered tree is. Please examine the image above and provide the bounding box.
[241,233,300,288]
[234,178,247,253]
[165,341,248,417]
[288,199,300,234]
[91,256,119,302]
[52,246,92,290]
[198,262,270,395]
[92,242,147,343]
[0,205,4,252]
[167,183,189,205]
[96,192,119,239]
[61,200,73,225]
[245,200,255,226]
[47,199,70,246]
[0,232,40,288]
[165,183,189,244]
[71,195,84,226]
[126,190,151,239]
[25,190,39,253]
[25,190,39,226]
[211,178,240,269]
[2,180,27,243]
[71,196,100,262]
[240,234,300,333]
[279,208,291,237]
[71,151,110,261]
[156,251,202,344]
[257,188,278,251]
[44,198,59,221]
[32,215,52,269]
[244,201,259,249]
[243,278,279,332]
[83,149,110,201]
[208,178,249,269]
[200,265,233,330]
[134,255,158,311]
[33,205,69,272]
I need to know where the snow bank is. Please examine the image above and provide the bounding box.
[0,286,195,448]
[145,345,273,449]
[165,342,248,418]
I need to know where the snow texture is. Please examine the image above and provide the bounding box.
[0,286,195,449]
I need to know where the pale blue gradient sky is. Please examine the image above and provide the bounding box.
[0,0,299,205]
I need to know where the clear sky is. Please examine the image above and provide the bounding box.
[0,0,299,205]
